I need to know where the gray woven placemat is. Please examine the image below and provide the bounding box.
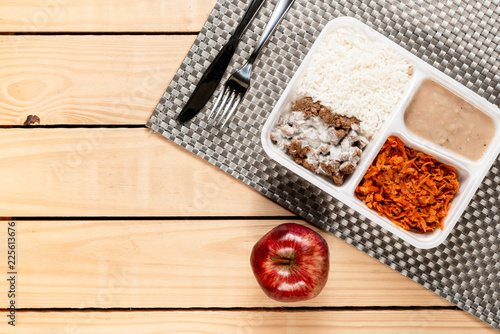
[147,0,500,328]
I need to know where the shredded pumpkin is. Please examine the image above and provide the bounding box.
[355,136,460,233]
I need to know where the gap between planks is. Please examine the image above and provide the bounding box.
[0,306,460,312]
[2,216,303,221]
[0,32,200,35]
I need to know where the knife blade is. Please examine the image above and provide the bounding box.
[177,0,266,124]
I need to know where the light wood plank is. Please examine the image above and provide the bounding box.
[0,310,495,333]
[0,128,289,216]
[0,0,216,32]
[0,35,196,125]
[0,220,448,308]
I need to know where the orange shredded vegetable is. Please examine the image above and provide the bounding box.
[355,136,460,233]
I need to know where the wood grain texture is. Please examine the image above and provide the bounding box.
[0,220,447,308]
[0,128,288,216]
[1,310,495,333]
[0,0,216,32]
[0,35,196,125]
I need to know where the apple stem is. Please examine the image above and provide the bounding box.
[272,256,292,265]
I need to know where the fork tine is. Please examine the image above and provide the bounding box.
[207,88,226,120]
[215,91,237,125]
[219,94,242,127]
[209,88,231,122]
[209,89,229,121]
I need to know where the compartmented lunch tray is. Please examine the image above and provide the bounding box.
[147,0,500,328]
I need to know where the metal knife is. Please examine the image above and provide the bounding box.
[177,0,266,124]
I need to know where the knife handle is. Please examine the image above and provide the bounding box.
[176,0,267,124]
[231,0,267,42]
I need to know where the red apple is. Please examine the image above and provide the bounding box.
[250,223,329,302]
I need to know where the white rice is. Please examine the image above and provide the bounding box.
[293,26,413,139]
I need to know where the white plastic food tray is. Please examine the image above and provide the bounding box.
[261,17,500,249]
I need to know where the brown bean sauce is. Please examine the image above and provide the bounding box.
[404,79,495,161]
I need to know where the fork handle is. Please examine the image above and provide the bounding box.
[248,0,295,64]
[231,0,267,43]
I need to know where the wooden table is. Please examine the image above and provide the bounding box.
[0,1,496,333]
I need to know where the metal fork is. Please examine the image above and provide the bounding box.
[208,0,295,127]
